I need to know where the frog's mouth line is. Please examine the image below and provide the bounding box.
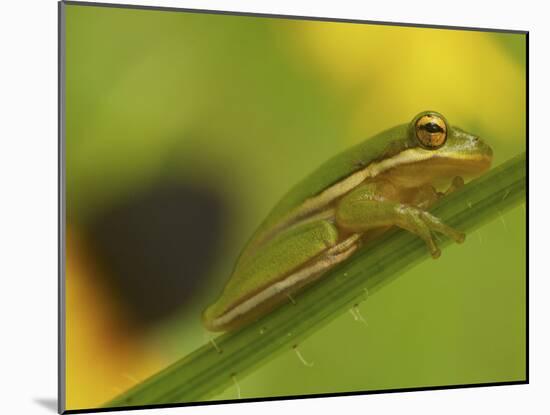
[421,154,493,177]
[369,147,492,176]
[372,150,493,188]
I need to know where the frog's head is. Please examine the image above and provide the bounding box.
[378,111,493,188]
[412,110,492,159]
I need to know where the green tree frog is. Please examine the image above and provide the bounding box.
[203,111,493,331]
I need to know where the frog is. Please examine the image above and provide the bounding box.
[203,111,493,331]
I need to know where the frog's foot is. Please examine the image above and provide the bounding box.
[326,233,361,257]
[444,176,465,196]
[397,205,465,259]
[435,176,465,199]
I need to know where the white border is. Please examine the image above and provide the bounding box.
[1,1,544,414]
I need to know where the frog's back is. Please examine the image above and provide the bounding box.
[246,123,410,251]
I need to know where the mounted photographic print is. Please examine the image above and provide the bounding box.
[59,1,528,413]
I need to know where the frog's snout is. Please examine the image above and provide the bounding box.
[485,143,494,159]
[471,135,493,161]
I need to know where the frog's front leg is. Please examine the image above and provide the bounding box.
[336,181,465,259]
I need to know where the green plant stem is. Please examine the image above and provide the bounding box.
[106,152,526,408]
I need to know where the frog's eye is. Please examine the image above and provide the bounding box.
[415,114,447,149]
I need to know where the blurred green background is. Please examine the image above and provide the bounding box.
[64,4,526,410]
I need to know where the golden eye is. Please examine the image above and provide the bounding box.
[415,114,447,149]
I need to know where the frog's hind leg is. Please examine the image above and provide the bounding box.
[280,233,361,294]
[223,230,359,330]
[204,221,360,331]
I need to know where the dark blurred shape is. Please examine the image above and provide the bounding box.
[87,181,226,327]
